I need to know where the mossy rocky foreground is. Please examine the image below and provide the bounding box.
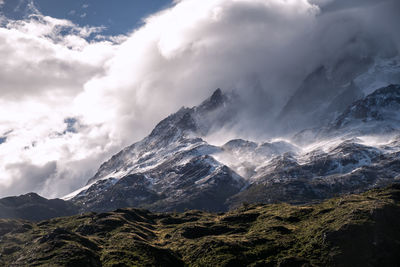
[1,185,400,266]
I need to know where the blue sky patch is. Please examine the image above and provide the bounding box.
[0,0,172,36]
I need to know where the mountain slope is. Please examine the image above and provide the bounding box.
[225,84,400,206]
[331,84,400,134]
[229,134,400,206]
[0,193,79,221]
[65,89,246,213]
[278,56,370,131]
[1,185,400,266]
[278,55,400,132]
[59,84,400,213]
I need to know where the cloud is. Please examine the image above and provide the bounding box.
[317,0,391,12]
[14,0,40,15]
[0,15,109,99]
[4,161,57,196]
[76,0,321,138]
[0,13,121,197]
[0,0,399,198]
[76,0,400,139]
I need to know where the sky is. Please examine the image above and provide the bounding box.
[1,0,171,35]
[0,0,399,198]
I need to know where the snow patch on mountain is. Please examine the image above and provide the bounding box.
[355,56,400,95]
[63,82,400,211]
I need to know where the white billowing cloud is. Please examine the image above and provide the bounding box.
[0,15,109,99]
[0,0,399,198]
[75,0,400,140]
[0,14,121,197]
[75,0,321,140]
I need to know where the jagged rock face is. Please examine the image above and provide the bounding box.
[332,84,400,131]
[86,88,236,185]
[68,89,246,213]
[0,193,79,221]
[294,84,400,143]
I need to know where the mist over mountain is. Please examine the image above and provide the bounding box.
[2,1,400,266]
[1,80,400,216]
[45,82,396,214]
[0,0,399,201]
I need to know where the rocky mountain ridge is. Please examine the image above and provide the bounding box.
[64,89,246,212]
[59,82,400,213]
[2,67,400,218]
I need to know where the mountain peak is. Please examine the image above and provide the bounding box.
[211,88,223,100]
[2,192,45,203]
[85,88,236,186]
[197,88,226,113]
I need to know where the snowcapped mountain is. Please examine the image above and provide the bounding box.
[330,84,400,134]
[354,56,400,95]
[227,82,400,206]
[278,56,400,132]
[229,136,400,207]
[83,88,236,185]
[65,89,246,212]
[294,83,400,143]
[60,58,400,213]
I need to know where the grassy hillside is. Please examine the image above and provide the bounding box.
[1,185,400,266]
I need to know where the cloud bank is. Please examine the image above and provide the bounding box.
[0,0,399,198]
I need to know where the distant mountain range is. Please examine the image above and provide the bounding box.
[0,193,78,221]
[2,58,400,220]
